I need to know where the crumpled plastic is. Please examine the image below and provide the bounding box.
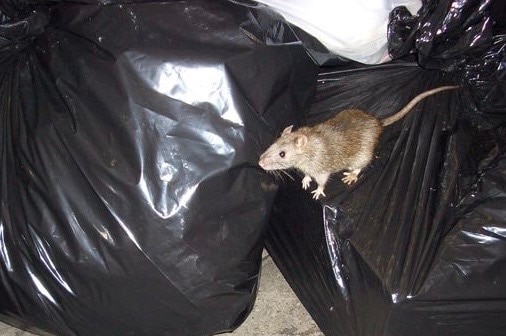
[265,0,506,335]
[251,0,422,64]
[0,1,317,335]
[388,0,506,128]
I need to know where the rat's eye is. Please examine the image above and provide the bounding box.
[279,151,285,158]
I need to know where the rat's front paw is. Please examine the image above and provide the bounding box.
[311,187,326,200]
[302,175,312,190]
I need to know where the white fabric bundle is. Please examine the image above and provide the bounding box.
[253,0,422,64]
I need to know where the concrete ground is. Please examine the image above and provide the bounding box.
[0,253,323,336]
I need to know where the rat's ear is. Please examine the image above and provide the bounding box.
[281,125,293,136]
[294,134,307,148]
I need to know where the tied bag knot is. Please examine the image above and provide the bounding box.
[0,8,50,62]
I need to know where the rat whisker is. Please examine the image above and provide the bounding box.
[271,170,282,182]
[266,169,284,183]
[279,169,295,181]
[259,167,294,183]
[277,170,287,183]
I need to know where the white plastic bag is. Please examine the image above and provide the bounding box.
[252,0,421,64]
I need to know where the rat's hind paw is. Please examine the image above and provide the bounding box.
[302,175,312,190]
[311,187,326,200]
[342,171,358,185]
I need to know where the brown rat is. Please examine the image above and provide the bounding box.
[258,85,458,199]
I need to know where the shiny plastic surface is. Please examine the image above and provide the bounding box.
[0,1,317,335]
[252,0,422,64]
[388,0,506,127]
[265,0,506,334]
[267,62,506,336]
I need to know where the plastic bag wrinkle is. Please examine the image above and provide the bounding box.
[0,1,318,335]
[388,0,506,127]
[266,61,506,335]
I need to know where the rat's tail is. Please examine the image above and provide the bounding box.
[380,85,459,126]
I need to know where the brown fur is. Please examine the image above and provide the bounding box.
[295,110,381,176]
[258,86,458,199]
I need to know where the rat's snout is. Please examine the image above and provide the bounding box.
[258,154,267,169]
[258,152,272,170]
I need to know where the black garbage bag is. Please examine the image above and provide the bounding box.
[264,0,506,335]
[388,0,506,128]
[0,1,317,335]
